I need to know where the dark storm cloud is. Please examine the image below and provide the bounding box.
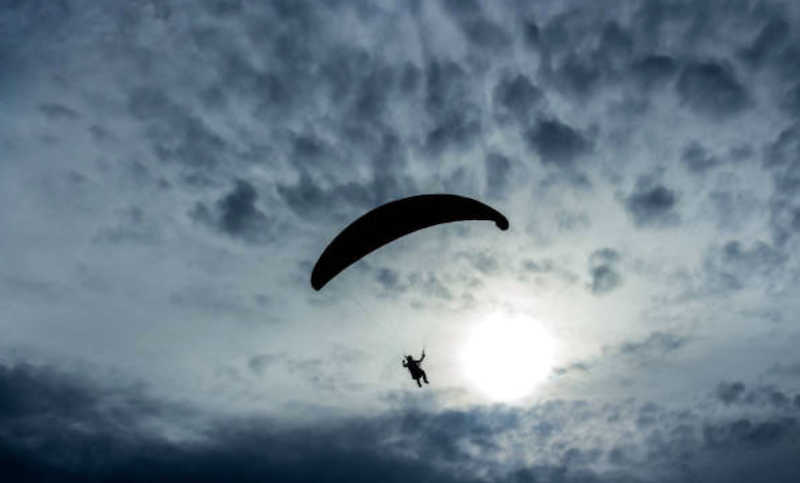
[623,176,679,228]
[0,363,100,421]
[190,180,272,243]
[0,362,463,483]
[526,118,591,167]
[588,248,622,295]
[4,360,800,482]
[675,61,750,118]
[0,363,172,469]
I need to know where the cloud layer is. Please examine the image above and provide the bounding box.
[3,0,800,480]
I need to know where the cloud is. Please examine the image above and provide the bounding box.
[763,124,800,244]
[681,142,722,174]
[247,354,282,376]
[552,361,590,377]
[714,381,799,410]
[440,0,511,53]
[703,418,799,451]
[407,272,453,301]
[588,248,623,295]
[701,239,787,293]
[629,54,678,91]
[169,283,256,319]
[374,266,405,292]
[614,331,689,360]
[277,168,410,224]
[719,240,785,276]
[38,103,80,120]
[675,61,750,118]
[526,118,591,167]
[782,83,800,118]
[492,74,542,124]
[423,61,482,156]
[623,176,680,228]
[552,52,602,99]
[484,152,513,200]
[3,361,800,482]
[715,381,747,404]
[556,330,690,381]
[521,259,555,274]
[766,362,800,379]
[127,86,229,174]
[190,180,272,243]
[6,3,800,482]
[739,18,791,68]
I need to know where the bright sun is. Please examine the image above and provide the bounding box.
[461,313,557,402]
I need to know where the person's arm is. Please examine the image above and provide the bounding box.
[419,351,426,362]
[402,360,408,367]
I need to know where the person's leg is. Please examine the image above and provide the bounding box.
[416,378,422,387]
[422,371,429,384]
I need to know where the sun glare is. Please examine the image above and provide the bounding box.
[461,313,556,402]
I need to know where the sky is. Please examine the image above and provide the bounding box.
[2,0,800,481]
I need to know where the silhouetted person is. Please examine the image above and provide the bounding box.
[403,351,429,387]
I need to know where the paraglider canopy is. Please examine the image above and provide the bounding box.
[311,194,509,291]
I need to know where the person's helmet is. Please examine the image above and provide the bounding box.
[406,355,413,361]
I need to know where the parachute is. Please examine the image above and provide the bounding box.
[311,194,509,291]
